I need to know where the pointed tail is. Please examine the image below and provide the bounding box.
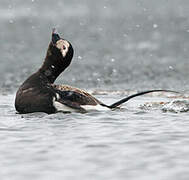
[100,90,179,109]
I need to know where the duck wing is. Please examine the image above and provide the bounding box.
[51,84,102,112]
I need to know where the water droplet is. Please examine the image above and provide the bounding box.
[98,27,103,31]
[113,69,117,73]
[110,58,115,62]
[153,24,158,28]
[143,8,147,12]
[9,19,14,24]
[79,22,84,26]
[136,24,140,28]
[104,6,107,9]
[169,66,174,70]
[93,72,98,77]
[8,5,12,9]
[78,56,82,60]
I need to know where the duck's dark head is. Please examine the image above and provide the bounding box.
[40,29,74,83]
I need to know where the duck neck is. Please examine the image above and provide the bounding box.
[39,55,64,84]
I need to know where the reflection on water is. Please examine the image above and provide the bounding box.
[1,0,189,180]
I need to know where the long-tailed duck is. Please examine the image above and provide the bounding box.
[15,29,177,114]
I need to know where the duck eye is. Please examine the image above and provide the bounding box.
[63,45,66,50]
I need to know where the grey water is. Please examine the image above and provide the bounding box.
[1,0,189,180]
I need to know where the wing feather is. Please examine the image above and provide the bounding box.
[52,84,101,105]
[51,84,102,112]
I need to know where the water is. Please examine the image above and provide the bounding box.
[1,1,189,180]
[1,94,189,180]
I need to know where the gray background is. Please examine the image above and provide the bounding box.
[1,0,189,92]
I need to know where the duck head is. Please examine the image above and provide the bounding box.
[40,29,74,83]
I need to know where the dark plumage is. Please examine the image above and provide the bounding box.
[15,30,178,114]
[15,30,101,114]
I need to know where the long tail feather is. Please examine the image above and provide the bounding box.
[100,90,179,109]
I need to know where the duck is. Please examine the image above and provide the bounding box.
[15,29,177,114]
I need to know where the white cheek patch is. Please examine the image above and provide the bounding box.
[56,39,70,57]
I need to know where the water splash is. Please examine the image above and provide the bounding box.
[162,100,189,113]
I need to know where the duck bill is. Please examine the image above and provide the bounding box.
[52,28,61,44]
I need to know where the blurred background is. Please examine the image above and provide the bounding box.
[1,0,189,93]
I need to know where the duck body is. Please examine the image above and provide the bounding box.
[15,72,101,114]
[15,71,56,114]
